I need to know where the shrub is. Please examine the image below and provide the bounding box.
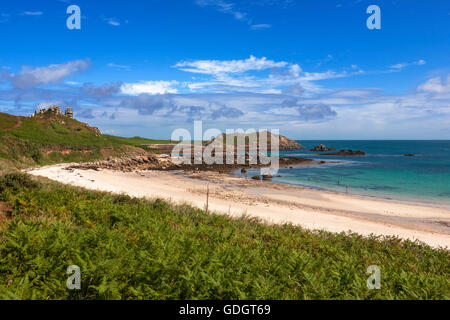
[29,146,43,164]
[0,173,40,193]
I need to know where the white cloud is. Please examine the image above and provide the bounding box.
[121,81,179,95]
[107,19,120,26]
[251,24,271,30]
[5,59,90,89]
[196,0,247,22]
[65,81,80,86]
[21,11,43,16]
[174,55,288,75]
[107,63,131,70]
[417,75,450,94]
[390,59,426,70]
[101,16,124,27]
[173,56,365,95]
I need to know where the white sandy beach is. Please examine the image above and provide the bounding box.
[28,164,450,249]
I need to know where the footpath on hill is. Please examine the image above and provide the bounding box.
[2,117,22,131]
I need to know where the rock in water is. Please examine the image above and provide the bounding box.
[310,144,337,151]
[321,150,366,156]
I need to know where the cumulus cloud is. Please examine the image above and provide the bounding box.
[78,108,96,119]
[4,59,90,90]
[417,75,450,94]
[177,105,206,121]
[107,93,245,121]
[82,82,123,98]
[282,84,304,96]
[119,94,176,115]
[272,98,337,121]
[210,105,244,119]
[121,81,179,95]
[295,104,337,121]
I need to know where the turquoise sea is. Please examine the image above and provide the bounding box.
[240,141,450,207]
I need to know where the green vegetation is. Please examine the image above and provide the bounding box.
[0,173,448,300]
[0,112,155,148]
[0,113,19,131]
[106,136,173,146]
[0,112,168,169]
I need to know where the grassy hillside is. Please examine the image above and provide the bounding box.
[0,173,448,300]
[0,113,19,131]
[0,112,170,171]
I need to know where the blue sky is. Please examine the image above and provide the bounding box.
[0,0,449,139]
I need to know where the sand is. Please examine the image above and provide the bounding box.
[28,164,450,249]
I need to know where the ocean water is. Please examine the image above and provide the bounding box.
[240,141,450,206]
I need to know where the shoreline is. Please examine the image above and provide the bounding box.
[237,171,450,211]
[27,163,450,249]
[230,159,450,210]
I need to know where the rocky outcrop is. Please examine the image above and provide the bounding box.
[278,135,306,151]
[310,144,337,152]
[46,105,63,116]
[34,105,75,119]
[320,150,365,156]
[68,152,319,174]
[68,154,161,172]
[90,127,101,136]
[205,132,306,151]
